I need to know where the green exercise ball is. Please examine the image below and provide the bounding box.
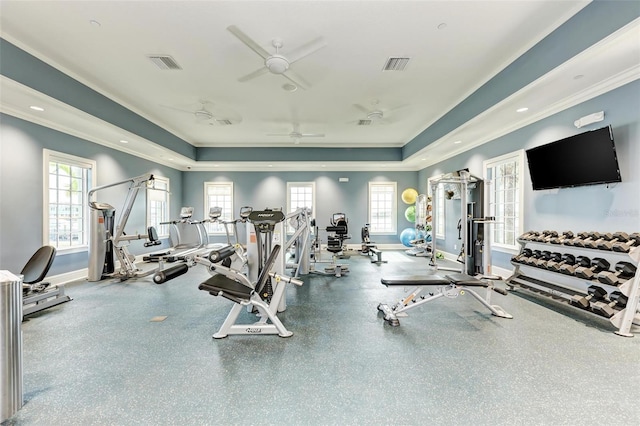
[404,205,416,223]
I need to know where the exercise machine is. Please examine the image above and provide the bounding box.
[88,173,171,281]
[311,213,350,277]
[281,207,313,277]
[20,245,72,317]
[377,273,512,326]
[197,210,303,338]
[360,224,386,264]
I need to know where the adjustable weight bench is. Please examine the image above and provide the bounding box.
[377,273,512,326]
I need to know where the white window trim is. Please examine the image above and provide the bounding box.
[43,149,97,254]
[286,181,316,234]
[483,149,525,254]
[428,174,446,239]
[204,181,234,235]
[147,175,170,238]
[368,181,397,235]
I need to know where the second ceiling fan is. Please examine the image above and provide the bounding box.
[227,25,326,90]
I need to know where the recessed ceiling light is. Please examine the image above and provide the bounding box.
[89,20,101,27]
[321,165,326,168]
[516,107,529,113]
[437,23,447,30]
[453,140,462,144]
[268,164,273,168]
[119,139,129,144]
[421,158,427,161]
[573,74,584,80]
[213,164,219,168]
[29,105,44,111]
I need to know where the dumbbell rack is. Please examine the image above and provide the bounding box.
[506,233,640,337]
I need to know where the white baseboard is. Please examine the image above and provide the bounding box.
[48,268,88,287]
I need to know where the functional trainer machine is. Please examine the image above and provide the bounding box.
[87,173,171,281]
[311,213,351,277]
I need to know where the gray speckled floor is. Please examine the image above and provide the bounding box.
[5,250,640,425]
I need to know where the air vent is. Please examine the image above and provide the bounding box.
[147,55,182,70]
[383,57,410,71]
[216,119,233,126]
[358,119,373,126]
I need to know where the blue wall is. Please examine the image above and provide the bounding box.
[0,114,183,275]
[418,79,640,270]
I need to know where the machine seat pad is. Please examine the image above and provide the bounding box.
[198,274,252,300]
[445,273,488,287]
[381,275,449,286]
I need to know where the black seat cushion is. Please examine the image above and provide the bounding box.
[445,273,487,287]
[381,275,449,286]
[199,274,252,300]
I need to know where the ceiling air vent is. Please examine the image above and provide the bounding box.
[358,119,373,126]
[147,55,182,70]
[383,57,410,71]
[216,119,233,126]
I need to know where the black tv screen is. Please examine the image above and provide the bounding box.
[526,125,621,190]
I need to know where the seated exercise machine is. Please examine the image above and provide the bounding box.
[282,207,313,277]
[311,213,351,277]
[21,245,72,317]
[88,173,174,281]
[196,209,303,338]
[360,223,386,264]
[218,205,253,273]
[377,273,512,326]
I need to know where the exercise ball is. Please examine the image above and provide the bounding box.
[399,227,417,247]
[404,205,416,223]
[401,188,418,204]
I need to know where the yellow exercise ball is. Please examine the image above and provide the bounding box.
[401,188,418,204]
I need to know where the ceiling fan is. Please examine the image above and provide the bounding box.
[161,101,239,126]
[227,25,326,90]
[267,123,325,144]
[353,102,408,125]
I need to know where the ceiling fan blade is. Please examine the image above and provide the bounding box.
[266,133,292,137]
[238,66,269,82]
[353,104,370,114]
[227,25,270,59]
[287,37,327,64]
[160,104,195,115]
[300,133,325,137]
[282,69,311,90]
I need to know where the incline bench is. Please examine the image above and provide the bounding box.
[377,273,512,326]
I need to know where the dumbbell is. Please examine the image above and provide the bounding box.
[533,230,558,243]
[559,256,591,275]
[570,285,608,309]
[596,261,637,285]
[511,248,533,264]
[596,232,629,250]
[591,291,629,318]
[546,253,575,272]
[576,232,606,249]
[612,233,640,253]
[523,250,544,266]
[533,251,554,268]
[564,231,592,247]
[549,231,574,245]
[519,231,540,241]
[574,258,611,280]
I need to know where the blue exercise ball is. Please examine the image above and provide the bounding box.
[399,227,417,247]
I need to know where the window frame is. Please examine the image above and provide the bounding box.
[286,181,316,234]
[43,149,96,254]
[368,181,397,235]
[428,174,446,239]
[146,175,170,238]
[483,149,525,253]
[203,181,234,235]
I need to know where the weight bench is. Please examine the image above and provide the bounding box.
[198,244,303,338]
[377,273,512,326]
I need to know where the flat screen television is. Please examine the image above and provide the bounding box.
[525,125,621,190]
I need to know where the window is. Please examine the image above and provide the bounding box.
[147,176,170,237]
[368,182,397,234]
[43,149,96,251]
[428,175,446,239]
[204,182,233,234]
[286,182,315,233]
[483,150,525,251]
